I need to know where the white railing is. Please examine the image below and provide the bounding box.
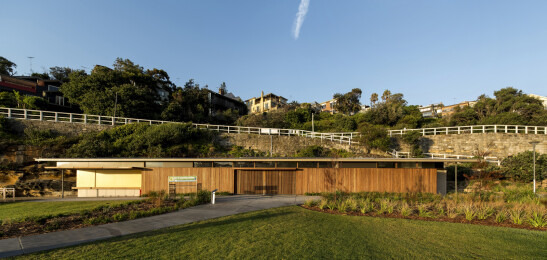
[1,188,15,201]
[388,125,547,136]
[423,153,501,165]
[0,107,360,145]
[388,150,501,165]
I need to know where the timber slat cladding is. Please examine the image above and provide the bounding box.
[142,167,437,194]
[142,168,234,194]
[295,168,437,194]
[236,170,296,195]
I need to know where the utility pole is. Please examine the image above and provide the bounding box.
[529,141,540,194]
[112,92,118,125]
[312,113,315,133]
[27,56,35,74]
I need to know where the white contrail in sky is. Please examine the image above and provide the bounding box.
[292,0,310,39]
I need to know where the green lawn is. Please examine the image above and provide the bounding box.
[23,206,546,259]
[0,200,136,222]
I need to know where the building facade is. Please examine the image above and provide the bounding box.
[0,74,71,109]
[245,91,287,114]
[319,99,337,114]
[418,103,443,118]
[38,157,476,197]
[440,101,477,117]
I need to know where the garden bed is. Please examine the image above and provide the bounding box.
[302,191,547,231]
[0,191,211,239]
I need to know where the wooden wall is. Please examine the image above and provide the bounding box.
[296,168,437,194]
[141,167,438,194]
[237,170,296,195]
[141,168,234,194]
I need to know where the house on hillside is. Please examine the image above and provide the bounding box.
[319,99,337,114]
[208,87,247,116]
[528,94,547,109]
[418,103,443,118]
[0,74,72,109]
[440,101,477,117]
[245,91,287,114]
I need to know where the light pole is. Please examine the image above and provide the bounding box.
[529,141,540,194]
[311,113,314,133]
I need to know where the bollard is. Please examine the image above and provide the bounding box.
[212,189,218,204]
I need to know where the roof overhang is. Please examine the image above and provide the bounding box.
[36,158,478,163]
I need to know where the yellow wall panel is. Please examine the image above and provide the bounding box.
[96,170,142,188]
[76,170,96,187]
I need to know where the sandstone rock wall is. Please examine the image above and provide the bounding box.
[221,133,369,156]
[417,133,546,158]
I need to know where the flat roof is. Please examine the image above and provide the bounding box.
[36,157,477,163]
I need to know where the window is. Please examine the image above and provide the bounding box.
[298,162,317,168]
[255,161,275,168]
[213,162,233,167]
[340,162,376,168]
[234,161,254,168]
[55,96,65,106]
[277,161,297,168]
[194,162,212,167]
[377,162,395,168]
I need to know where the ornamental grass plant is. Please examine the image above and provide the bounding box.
[308,189,547,229]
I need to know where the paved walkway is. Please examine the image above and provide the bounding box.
[0,195,316,258]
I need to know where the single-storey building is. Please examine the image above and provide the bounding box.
[36,158,476,197]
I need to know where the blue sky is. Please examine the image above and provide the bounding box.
[1,0,546,106]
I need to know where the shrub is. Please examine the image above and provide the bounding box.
[347,198,359,212]
[337,200,350,213]
[318,199,328,210]
[476,205,494,220]
[461,205,476,221]
[197,190,212,204]
[509,209,524,225]
[304,199,317,207]
[495,210,507,223]
[501,151,546,182]
[527,210,547,228]
[417,204,434,218]
[399,202,412,217]
[84,216,110,225]
[112,213,129,222]
[359,199,374,214]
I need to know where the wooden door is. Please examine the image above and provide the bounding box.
[236,170,296,195]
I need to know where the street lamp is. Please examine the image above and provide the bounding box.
[529,141,540,194]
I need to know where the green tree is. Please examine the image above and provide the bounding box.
[333,88,362,115]
[365,92,407,126]
[0,56,17,75]
[501,151,546,182]
[0,92,17,107]
[161,79,211,123]
[61,58,166,119]
[370,93,378,107]
[31,72,50,79]
[49,66,75,82]
[358,123,391,153]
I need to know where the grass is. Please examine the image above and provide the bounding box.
[22,206,547,259]
[0,200,135,222]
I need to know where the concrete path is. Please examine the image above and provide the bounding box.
[0,195,316,258]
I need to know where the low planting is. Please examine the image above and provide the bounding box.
[0,190,212,239]
[303,191,547,230]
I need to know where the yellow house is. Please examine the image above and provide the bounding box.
[245,91,288,114]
